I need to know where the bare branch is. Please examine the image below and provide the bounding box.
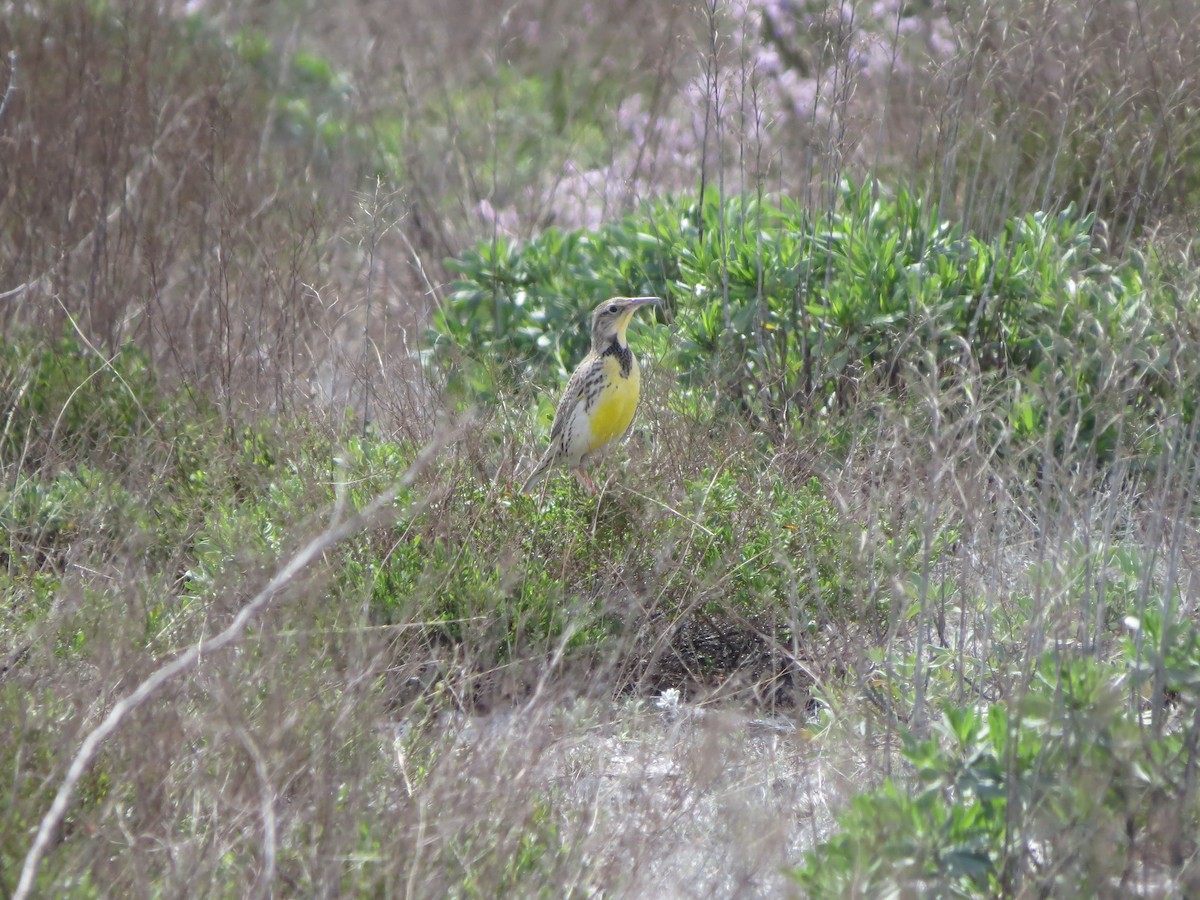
[0,51,15,128]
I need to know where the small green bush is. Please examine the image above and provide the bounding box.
[438,182,1174,463]
[795,613,1200,896]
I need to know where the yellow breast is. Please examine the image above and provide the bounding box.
[585,353,641,451]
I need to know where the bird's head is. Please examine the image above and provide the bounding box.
[590,296,660,350]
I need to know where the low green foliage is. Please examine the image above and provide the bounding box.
[438,182,1175,463]
[359,472,867,666]
[796,601,1200,897]
[659,472,871,627]
[3,333,877,690]
[0,335,162,472]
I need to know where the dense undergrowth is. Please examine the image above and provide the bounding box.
[4,0,1200,896]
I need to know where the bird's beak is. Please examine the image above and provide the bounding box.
[622,296,661,319]
[613,296,660,331]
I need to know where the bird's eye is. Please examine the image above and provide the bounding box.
[607,304,618,314]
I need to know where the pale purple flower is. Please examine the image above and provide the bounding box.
[476,0,962,233]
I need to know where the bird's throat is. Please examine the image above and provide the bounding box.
[600,339,634,378]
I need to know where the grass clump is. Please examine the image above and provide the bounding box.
[1,334,163,473]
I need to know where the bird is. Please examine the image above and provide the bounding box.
[522,296,661,495]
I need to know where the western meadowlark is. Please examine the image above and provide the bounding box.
[522,296,660,495]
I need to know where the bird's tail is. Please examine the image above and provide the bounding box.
[520,456,552,493]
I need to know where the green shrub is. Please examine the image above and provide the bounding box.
[794,615,1200,896]
[437,182,1174,462]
